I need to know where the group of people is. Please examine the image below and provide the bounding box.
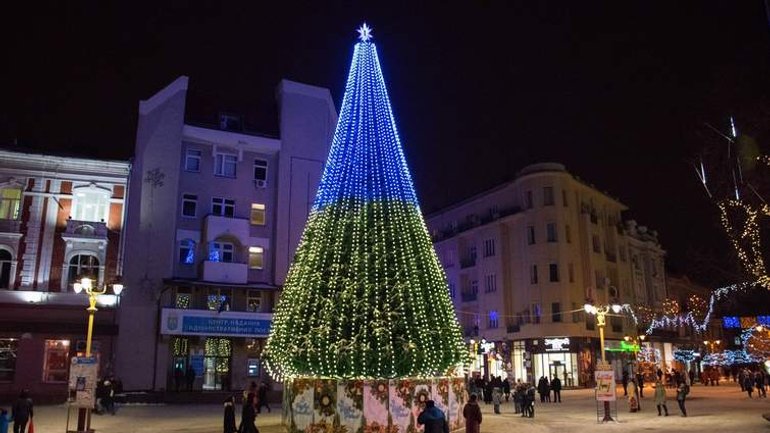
[0,390,33,433]
[738,368,768,398]
[623,368,691,417]
[223,381,270,433]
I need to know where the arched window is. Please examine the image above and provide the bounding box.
[68,254,99,285]
[0,250,12,289]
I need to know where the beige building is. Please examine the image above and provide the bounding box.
[427,163,666,385]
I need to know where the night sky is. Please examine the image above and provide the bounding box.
[3,1,770,285]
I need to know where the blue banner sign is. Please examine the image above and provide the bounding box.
[161,308,273,337]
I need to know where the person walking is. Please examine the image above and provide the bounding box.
[185,365,196,391]
[654,380,669,416]
[256,382,271,414]
[755,371,767,398]
[675,381,688,417]
[628,379,640,413]
[502,378,510,403]
[551,376,562,403]
[537,376,550,403]
[240,394,258,433]
[744,374,754,398]
[622,370,629,396]
[174,366,184,392]
[223,396,237,433]
[462,394,482,433]
[102,380,116,415]
[512,382,522,414]
[11,390,33,433]
[525,383,536,418]
[492,387,502,414]
[417,400,449,433]
[636,371,645,398]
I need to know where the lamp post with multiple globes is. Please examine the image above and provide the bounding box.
[72,277,124,433]
[584,302,622,423]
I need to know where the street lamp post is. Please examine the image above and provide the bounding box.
[72,277,124,433]
[585,302,622,423]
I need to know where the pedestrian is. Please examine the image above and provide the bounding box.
[102,380,116,415]
[512,382,522,414]
[484,380,493,405]
[755,371,767,398]
[462,394,482,433]
[525,383,536,418]
[502,378,510,402]
[653,380,669,416]
[185,365,196,391]
[537,376,550,403]
[675,381,688,417]
[239,394,258,433]
[743,374,754,398]
[622,370,629,396]
[656,368,663,382]
[0,408,10,433]
[628,379,640,413]
[688,370,695,386]
[11,389,33,433]
[223,396,237,433]
[492,387,501,414]
[256,382,271,413]
[551,376,562,403]
[417,400,449,433]
[174,366,184,392]
[738,369,746,391]
[636,371,645,398]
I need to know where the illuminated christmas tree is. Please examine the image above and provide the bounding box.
[264,24,466,380]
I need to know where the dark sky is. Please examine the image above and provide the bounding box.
[3,1,770,284]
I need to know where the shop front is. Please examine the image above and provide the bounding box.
[510,337,600,387]
[160,308,271,392]
[467,339,507,381]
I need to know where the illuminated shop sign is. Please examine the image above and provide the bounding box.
[544,337,570,352]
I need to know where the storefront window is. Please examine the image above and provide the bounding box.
[532,351,578,387]
[43,340,70,382]
[204,338,231,390]
[0,339,18,381]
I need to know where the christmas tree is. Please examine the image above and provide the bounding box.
[264,24,466,380]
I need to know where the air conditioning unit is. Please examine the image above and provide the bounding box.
[255,179,268,188]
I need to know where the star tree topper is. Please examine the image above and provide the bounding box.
[357,23,373,42]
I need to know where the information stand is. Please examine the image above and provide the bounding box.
[65,356,99,433]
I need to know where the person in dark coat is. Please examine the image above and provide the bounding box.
[223,396,237,433]
[621,370,629,396]
[417,400,449,433]
[484,381,493,404]
[11,389,33,433]
[537,376,550,403]
[462,394,482,433]
[636,372,645,398]
[525,383,536,418]
[676,381,688,417]
[256,382,270,413]
[551,376,562,402]
[102,380,116,415]
[185,365,196,391]
[502,378,511,402]
[744,374,754,398]
[174,366,184,392]
[239,394,258,433]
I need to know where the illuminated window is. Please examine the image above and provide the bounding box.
[215,153,237,178]
[175,290,191,309]
[253,159,268,182]
[0,338,18,381]
[488,311,499,329]
[212,198,235,217]
[182,194,197,217]
[43,340,70,382]
[249,246,264,270]
[185,149,201,172]
[0,188,21,220]
[179,239,195,264]
[209,242,234,263]
[250,204,266,225]
[71,188,110,222]
[68,255,99,286]
[247,290,262,312]
[207,288,231,311]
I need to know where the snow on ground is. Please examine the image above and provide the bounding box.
[14,382,770,433]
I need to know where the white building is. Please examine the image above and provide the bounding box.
[117,76,337,394]
[427,163,666,385]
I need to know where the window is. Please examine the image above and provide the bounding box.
[592,235,601,253]
[524,191,533,209]
[568,263,575,283]
[552,303,561,323]
[531,303,541,324]
[448,282,456,299]
[207,288,232,311]
[444,250,455,267]
[250,203,266,225]
[546,223,557,242]
[43,340,70,382]
[527,226,536,245]
[471,280,479,294]
[562,189,568,207]
[182,194,197,218]
[0,339,18,381]
[543,187,554,206]
[248,246,264,269]
[0,188,21,220]
[175,289,191,309]
[0,250,12,289]
[185,149,201,172]
[212,198,235,217]
[71,188,110,222]
[468,246,477,262]
[488,311,499,329]
[565,225,572,243]
[549,263,559,282]
[484,274,497,293]
[215,153,237,178]
[68,255,99,286]
[530,265,538,284]
[253,159,268,182]
[179,240,195,265]
[483,239,496,257]
[209,242,234,263]
[247,290,262,312]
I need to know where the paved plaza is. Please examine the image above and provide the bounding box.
[14,383,770,433]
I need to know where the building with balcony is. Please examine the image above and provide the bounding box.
[117,76,337,394]
[0,148,129,402]
[427,163,666,385]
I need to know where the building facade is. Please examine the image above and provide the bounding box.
[0,149,129,402]
[427,163,666,385]
[117,76,337,393]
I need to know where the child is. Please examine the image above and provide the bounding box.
[0,408,10,433]
[223,396,237,433]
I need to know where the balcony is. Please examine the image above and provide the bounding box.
[204,215,250,243]
[63,219,108,239]
[201,261,248,284]
[460,258,476,269]
[0,219,21,234]
[461,292,478,302]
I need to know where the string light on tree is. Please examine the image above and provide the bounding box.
[263,24,467,381]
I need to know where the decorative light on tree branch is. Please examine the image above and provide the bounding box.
[263,25,467,381]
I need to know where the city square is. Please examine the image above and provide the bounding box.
[2,2,770,433]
